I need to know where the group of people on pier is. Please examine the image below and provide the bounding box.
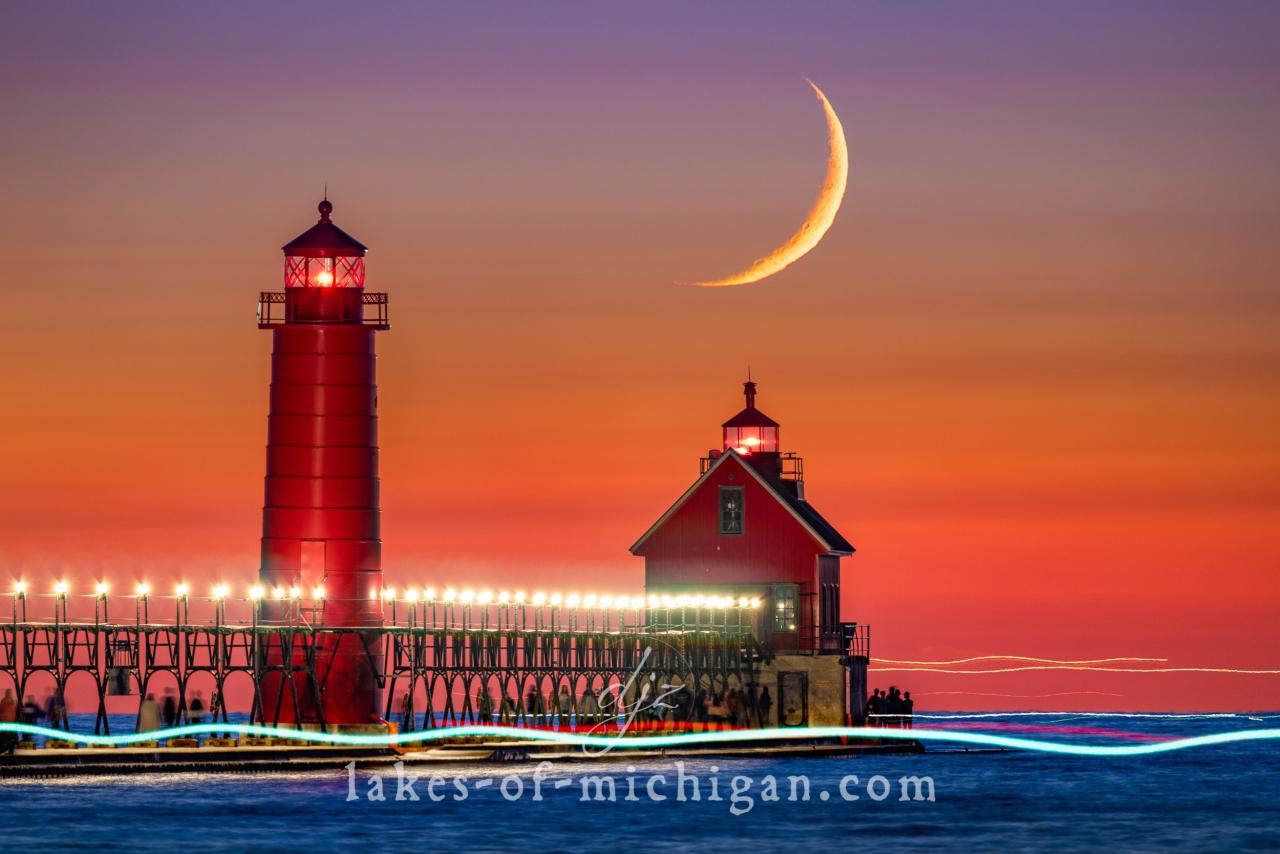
[865,686,914,727]
[1,688,67,753]
[133,689,212,733]
[397,682,778,731]
[3,681,916,749]
[0,688,67,735]
[0,685,224,749]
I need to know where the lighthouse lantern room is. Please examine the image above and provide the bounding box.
[282,199,367,289]
[722,379,780,457]
[259,199,387,329]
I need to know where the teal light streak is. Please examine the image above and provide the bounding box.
[903,712,1246,720]
[3,723,1280,757]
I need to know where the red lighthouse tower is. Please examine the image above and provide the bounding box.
[256,198,389,726]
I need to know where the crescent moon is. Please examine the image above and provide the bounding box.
[693,80,848,287]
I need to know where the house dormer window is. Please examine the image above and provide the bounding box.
[719,486,744,534]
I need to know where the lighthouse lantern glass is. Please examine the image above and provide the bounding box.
[284,255,365,289]
[724,425,778,455]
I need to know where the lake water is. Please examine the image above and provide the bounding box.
[1,713,1277,851]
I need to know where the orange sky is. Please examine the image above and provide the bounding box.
[1,3,1278,710]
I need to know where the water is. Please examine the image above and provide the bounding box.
[2,713,1278,851]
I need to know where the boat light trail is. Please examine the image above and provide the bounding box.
[906,721,1170,742]
[3,723,1280,757]
[874,665,1280,674]
[873,656,1166,665]
[904,712,1245,720]
[916,691,1124,699]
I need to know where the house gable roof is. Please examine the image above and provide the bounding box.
[630,449,854,556]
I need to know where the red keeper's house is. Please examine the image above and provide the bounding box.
[631,379,855,654]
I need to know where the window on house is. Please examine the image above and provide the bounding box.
[774,587,797,632]
[719,486,744,534]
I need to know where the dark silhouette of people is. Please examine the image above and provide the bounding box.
[865,688,882,725]
[708,692,726,724]
[866,686,914,727]
[886,686,904,727]
[0,688,17,754]
[726,687,743,727]
[866,687,917,728]
[189,691,206,725]
[694,688,709,723]
[137,693,161,732]
[398,692,413,730]
[672,685,692,723]
[758,686,773,726]
[44,691,68,730]
[499,692,516,724]
[162,690,178,729]
[577,688,598,726]
[20,694,42,726]
[210,690,224,737]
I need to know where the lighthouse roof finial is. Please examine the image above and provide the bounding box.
[722,374,778,428]
[283,195,367,256]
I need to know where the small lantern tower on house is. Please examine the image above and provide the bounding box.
[631,379,855,654]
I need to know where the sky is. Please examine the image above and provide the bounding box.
[1,1,1278,710]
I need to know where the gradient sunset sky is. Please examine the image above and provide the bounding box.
[2,2,1278,709]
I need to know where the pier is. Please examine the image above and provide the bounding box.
[1,584,870,737]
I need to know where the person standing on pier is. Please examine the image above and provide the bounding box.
[499,692,516,724]
[694,687,709,723]
[0,688,17,754]
[578,688,599,727]
[137,693,161,733]
[20,694,41,726]
[161,690,178,729]
[886,686,904,727]
[188,691,206,726]
[866,688,883,725]
[209,690,225,737]
[535,690,549,726]
[556,685,572,729]
[398,692,413,730]
[45,691,68,730]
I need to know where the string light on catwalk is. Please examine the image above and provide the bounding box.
[4,579,762,631]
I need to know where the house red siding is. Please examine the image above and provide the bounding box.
[637,454,826,588]
[634,453,841,650]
